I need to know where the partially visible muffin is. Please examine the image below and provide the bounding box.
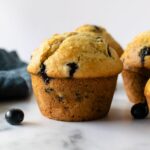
[121,31,150,119]
[121,31,150,104]
[28,32,122,121]
[145,79,150,108]
[75,24,123,57]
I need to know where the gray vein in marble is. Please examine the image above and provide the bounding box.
[62,129,83,150]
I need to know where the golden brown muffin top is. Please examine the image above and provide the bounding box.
[75,24,123,57]
[27,32,122,78]
[121,31,150,70]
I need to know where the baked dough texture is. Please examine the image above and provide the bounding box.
[32,75,117,121]
[27,32,122,78]
[75,24,123,57]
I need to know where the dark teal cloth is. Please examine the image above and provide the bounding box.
[0,49,32,99]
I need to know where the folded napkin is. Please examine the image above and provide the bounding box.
[0,48,32,99]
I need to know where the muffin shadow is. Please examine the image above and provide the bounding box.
[103,107,131,122]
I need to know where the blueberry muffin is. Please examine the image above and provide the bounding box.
[75,24,123,57]
[121,31,150,118]
[27,32,122,121]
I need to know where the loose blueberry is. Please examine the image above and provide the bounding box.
[131,102,149,119]
[5,109,24,125]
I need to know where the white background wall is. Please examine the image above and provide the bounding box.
[0,0,150,61]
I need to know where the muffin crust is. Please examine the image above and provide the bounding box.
[28,32,122,78]
[75,24,123,57]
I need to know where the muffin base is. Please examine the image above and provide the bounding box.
[31,75,117,121]
[122,69,149,104]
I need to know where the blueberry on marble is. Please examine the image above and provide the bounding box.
[5,109,24,125]
[0,48,32,99]
[139,46,150,64]
[131,102,149,119]
[66,62,78,77]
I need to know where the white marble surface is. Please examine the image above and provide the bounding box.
[1,76,150,150]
